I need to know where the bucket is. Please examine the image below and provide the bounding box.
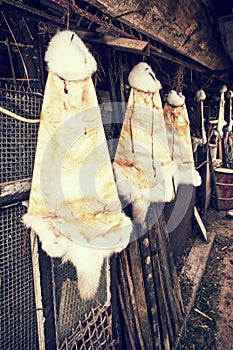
[214,168,233,210]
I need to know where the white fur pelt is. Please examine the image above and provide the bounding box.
[113,161,178,223]
[218,85,228,136]
[195,89,206,102]
[226,90,233,99]
[113,63,178,223]
[164,90,201,187]
[192,89,207,151]
[220,84,227,94]
[128,62,162,93]
[164,90,185,107]
[45,30,97,81]
[23,213,131,299]
[23,30,132,300]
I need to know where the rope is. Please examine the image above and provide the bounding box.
[0,106,40,124]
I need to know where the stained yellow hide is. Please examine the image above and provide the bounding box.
[113,87,178,222]
[163,102,202,186]
[27,72,130,243]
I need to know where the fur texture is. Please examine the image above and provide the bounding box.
[174,163,201,186]
[195,89,206,102]
[45,30,97,81]
[25,44,132,299]
[163,101,202,187]
[113,80,178,224]
[165,90,185,107]
[128,62,162,93]
[114,161,178,223]
[23,213,131,299]
[131,199,150,224]
[192,136,202,153]
[226,90,233,99]
[220,85,227,94]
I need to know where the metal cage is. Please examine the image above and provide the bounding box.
[0,83,113,350]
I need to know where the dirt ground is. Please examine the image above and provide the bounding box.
[178,208,233,350]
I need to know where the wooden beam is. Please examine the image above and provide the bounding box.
[78,30,150,55]
[87,0,232,71]
[2,0,230,78]
[1,0,67,26]
[0,178,31,207]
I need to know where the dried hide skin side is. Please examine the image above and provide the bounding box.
[217,85,228,136]
[23,30,132,300]
[163,90,202,186]
[191,89,207,153]
[113,62,178,223]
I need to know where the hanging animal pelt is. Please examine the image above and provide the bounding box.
[223,90,233,168]
[113,62,178,224]
[23,30,132,300]
[226,90,233,131]
[191,89,207,153]
[217,84,228,136]
[163,90,201,186]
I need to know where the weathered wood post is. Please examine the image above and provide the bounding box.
[113,203,184,350]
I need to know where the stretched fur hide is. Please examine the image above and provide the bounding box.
[218,85,228,136]
[23,30,132,299]
[226,90,233,99]
[191,89,207,152]
[163,90,202,186]
[195,89,206,102]
[113,63,178,223]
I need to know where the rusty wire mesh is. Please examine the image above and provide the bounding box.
[52,257,110,346]
[0,203,39,350]
[58,304,115,350]
[0,83,41,183]
[0,83,113,349]
[0,84,41,350]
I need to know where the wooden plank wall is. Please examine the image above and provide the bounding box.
[112,204,185,350]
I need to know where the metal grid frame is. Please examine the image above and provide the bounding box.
[0,67,112,350]
[0,83,41,183]
[0,83,42,350]
[0,203,39,350]
[58,305,115,350]
[52,258,110,346]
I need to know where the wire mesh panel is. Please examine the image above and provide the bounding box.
[0,83,113,349]
[0,203,39,350]
[58,305,115,350]
[52,258,110,346]
[0,84,41,349]
[0,84,41,183]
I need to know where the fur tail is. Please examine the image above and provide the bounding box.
[131,198,150,224]
[64,241,109,300]
[77,260,103,300]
